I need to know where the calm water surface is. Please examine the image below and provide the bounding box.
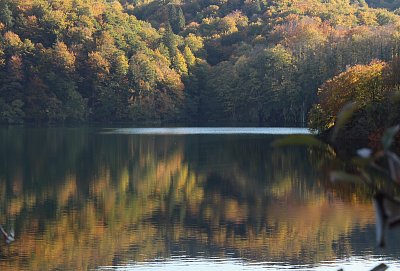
[0,127,399,270]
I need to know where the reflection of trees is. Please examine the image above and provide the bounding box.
[0,128,382,270]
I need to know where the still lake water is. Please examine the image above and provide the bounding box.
[0,127,400,270]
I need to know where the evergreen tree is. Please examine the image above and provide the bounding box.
[0,1,13,28]
[176,6,185,32]
[167,4,179,33]
[163,23,177,57]
[168,4,185,34]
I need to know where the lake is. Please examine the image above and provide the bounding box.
[0,127,399,270]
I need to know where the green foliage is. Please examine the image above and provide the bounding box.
[0,0,13,28]
[63,89,87,122]
[183,45,195,67]
[168,4,185,33]
[163,23,178,56]
[366,0,400,10]
[172,50,188,74]
[0,98,24,124]
[0,0,400,124]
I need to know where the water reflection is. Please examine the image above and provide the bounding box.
[105,127,311,135]
[0,127,398,270]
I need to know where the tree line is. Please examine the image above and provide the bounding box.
[1,0,400,126]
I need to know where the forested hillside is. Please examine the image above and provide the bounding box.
[366,0,400,10]
[0,0,400,125]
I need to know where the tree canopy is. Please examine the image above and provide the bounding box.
[0,0,400,124]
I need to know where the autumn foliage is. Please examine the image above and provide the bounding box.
[309,58,400,145]
[1,0,400,124]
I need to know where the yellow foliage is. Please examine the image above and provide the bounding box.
[53,41,76,72]
[185,33,204,53]
[91,2,107,18]
[3,31,23,48]
[310,61,388,131]
[88,51,110,76]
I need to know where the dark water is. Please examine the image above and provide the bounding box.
[0,127,399,271]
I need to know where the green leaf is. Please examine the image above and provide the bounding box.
[382,125,400,151]
[332,102,357,140]
[272,135,325,148]
[330,171,363,183]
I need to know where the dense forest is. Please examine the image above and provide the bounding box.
[0,0,400,127]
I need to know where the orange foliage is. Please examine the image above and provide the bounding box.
[311,61,387,130]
